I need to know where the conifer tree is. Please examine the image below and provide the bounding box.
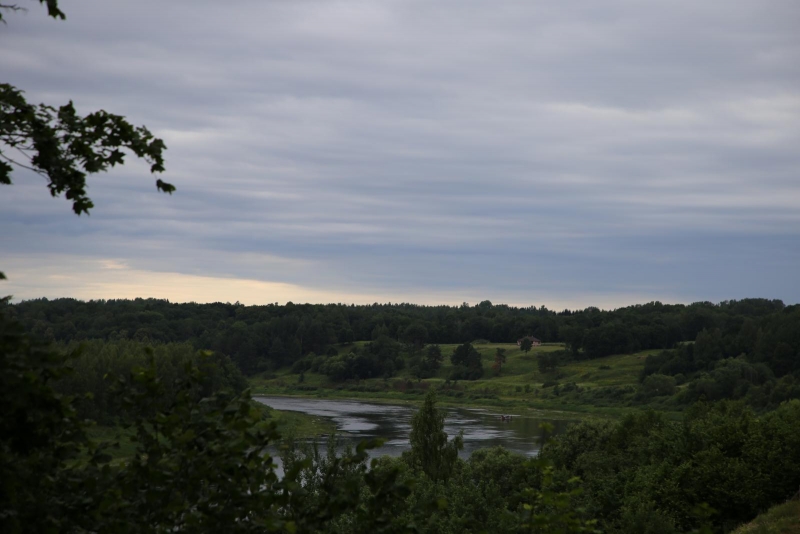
[407,389,462,482]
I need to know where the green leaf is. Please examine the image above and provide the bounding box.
[156,179,175,194]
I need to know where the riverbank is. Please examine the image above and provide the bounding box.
[265,405,338,436]
[252,388,634,421]
[253,395,574,459]
[249,343,684,421]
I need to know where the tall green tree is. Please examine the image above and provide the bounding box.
[400,322,428,352]
[537,351,560,373]
[406,389,462,482]
[424,344,443,371]
[449,342,483,380]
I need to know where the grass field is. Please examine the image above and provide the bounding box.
[266,406,337,437]
[732,499,800,534]
[249,342,666,418]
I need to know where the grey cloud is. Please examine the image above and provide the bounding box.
[2,0,799,307]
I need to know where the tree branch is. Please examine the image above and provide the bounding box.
[0,3,25,23]
[0,151,47,177]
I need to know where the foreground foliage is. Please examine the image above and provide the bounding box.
[542,401,800,533]
[1,309,602,533]
[4,306,798,532]
[0,311,412,533]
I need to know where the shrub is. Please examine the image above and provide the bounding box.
[641,374,677,398]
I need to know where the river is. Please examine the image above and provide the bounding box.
[255,396,573,460]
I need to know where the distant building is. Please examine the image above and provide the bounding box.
[517,336,542,347]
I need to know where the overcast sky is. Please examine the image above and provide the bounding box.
[2,0,799,309]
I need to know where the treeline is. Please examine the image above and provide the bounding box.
[636,305,800,409]
[7,297,791,375]
[531,305,800,410]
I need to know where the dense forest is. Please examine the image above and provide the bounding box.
[7,298,800,410]
[8,297,795,372]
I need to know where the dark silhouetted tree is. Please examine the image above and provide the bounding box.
[406,389,462,482]
[493,347,506,374]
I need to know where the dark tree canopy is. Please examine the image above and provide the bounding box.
[449,342,483,380]
[492,347,506,374]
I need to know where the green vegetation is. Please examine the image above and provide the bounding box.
[3,6,799,532]
[52,339,247,423]
[83,425,138,464]
[266,407,337,438]
[406,390,463,482]
[731,499,800,534]
[249,343,662,418]
[3,304,800,532]
[12,296,798,416]
[82,404,333,466]
[541,400,800,533]
[8,287,800,530]
[0,308,603,533]
[11,296,790,377]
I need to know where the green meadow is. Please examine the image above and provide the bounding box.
[249,342,662,418]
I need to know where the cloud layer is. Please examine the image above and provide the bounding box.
[2,0,799,308]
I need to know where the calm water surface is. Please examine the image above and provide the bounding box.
[255,396,572,459]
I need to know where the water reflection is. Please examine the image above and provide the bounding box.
[255,396,571,460]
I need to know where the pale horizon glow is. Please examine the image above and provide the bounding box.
[4,256,684,311]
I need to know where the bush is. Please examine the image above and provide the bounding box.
[450,364,483,381]
[641,374,677,398]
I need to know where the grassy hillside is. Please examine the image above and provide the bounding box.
[732,499,800,534]
[250,342,661,417]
